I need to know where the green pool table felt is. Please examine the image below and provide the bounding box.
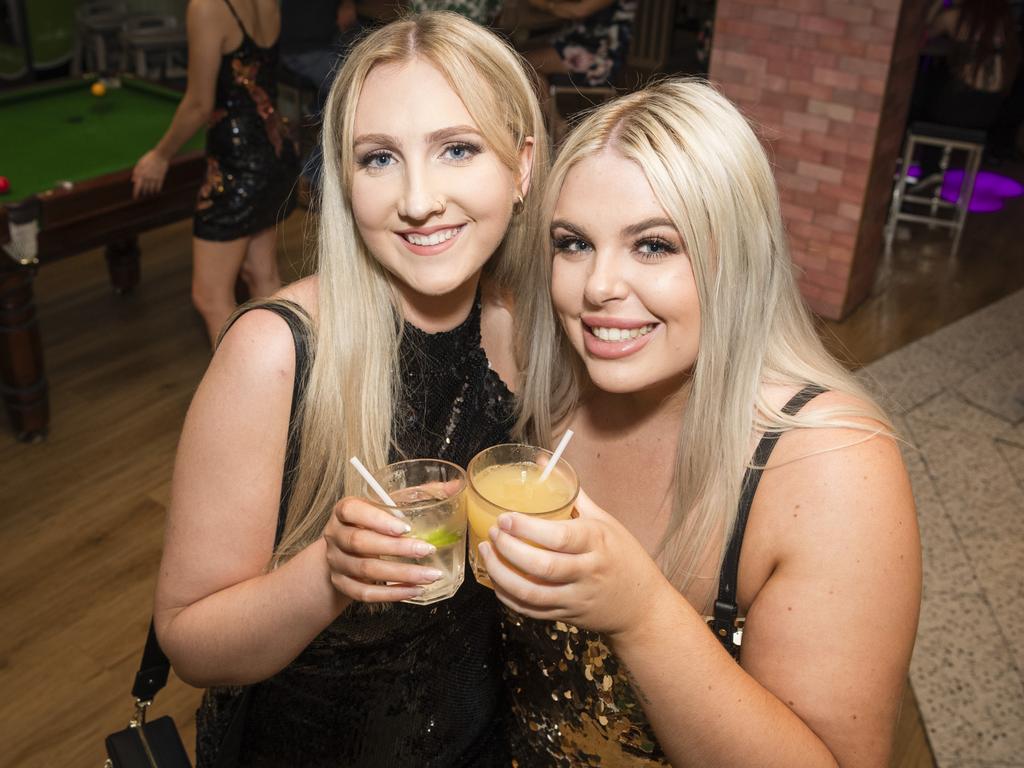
[0,78,204,201]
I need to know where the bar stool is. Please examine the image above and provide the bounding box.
[120,15,187,80]
[72,1,130,75]
[884,121,985,258]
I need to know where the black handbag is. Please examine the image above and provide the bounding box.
[104,620,191,767]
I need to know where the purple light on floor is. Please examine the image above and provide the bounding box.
[906,165,1024,212]
[945,171,1024,212]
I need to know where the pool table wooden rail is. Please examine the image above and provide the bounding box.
[0,150,205,442]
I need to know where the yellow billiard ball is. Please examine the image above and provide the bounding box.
[90,81,106,97]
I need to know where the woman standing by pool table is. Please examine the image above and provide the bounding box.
[132,0,299,345]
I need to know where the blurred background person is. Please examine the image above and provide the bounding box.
[279,0,363,189]
[407,0,504,25]
[521,0,637,134]
[132,0,299,346]
[924,0,1021,130]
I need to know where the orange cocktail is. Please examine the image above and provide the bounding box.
[467,444,579,589]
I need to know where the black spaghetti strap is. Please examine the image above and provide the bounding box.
[710,384,827,659]
[221,0,249,37]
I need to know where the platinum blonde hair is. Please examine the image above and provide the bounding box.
[271,12,549,566]
[517,79,888,600]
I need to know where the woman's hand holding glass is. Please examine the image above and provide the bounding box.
[323,497,445,603]
[479,488,671,639]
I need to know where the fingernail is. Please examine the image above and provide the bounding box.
[413,541,436,557]
[497,514,513,531]
[425,569,444,582]
[478,541,490,557]
[391,521,412,535]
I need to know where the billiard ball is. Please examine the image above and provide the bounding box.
[0,177,9,194]
[91,81,106,97]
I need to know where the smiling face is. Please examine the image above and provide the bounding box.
[350,58,530,329]
[550,149,701,398]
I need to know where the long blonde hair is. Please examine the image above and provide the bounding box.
[517,79,888,596]
[272,12,549,566]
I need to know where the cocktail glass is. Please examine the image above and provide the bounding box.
[367,458,467,605]
[466,443,579,589]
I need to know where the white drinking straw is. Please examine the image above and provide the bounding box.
[349,456,405,518]
[539,429,574,483]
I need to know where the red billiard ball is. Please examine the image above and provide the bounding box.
[0,176,9,194]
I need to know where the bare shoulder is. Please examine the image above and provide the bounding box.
[188,0,227,25]
[766,386,897,471]
[764,384,907,496]
[750,385,916,580]
[276,275,320,321]
[737,387,920,765]
[209,299,306,399]
[480,281,518,392]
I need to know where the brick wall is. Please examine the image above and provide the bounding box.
[708,0,927,320]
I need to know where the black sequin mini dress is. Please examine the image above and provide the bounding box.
[195,297,515,767]
[193,0,299,241]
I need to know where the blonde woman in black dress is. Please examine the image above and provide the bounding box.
[133,0,298,345]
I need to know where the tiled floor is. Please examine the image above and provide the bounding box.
[860,289,1024,767]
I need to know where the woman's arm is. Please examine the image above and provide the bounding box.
[528,0,616,22]
[482,425,920,767]
[154,308,349,687]
[132,0,223,198]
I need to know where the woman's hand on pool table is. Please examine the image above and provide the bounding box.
[132,149,170,198]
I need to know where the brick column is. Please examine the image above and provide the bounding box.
[708,0,927,320]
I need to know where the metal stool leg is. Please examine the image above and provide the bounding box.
[930,145,952,220]
[950,146,982,258]
[885,133,917,252]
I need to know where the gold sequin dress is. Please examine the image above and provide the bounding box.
[501,385,828,766]
[502,607,668,767]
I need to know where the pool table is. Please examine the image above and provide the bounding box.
[0,76,205,441]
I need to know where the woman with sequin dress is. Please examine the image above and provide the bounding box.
[133,0,299,346]
[151,13,548,767]
[475,80,921,767]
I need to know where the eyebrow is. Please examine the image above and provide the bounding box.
[550,217,677,238]
[352,125,483,146]
[621,217,678,236]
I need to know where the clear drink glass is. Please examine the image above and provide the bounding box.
[467,443,580,589]
[367,458,468,605]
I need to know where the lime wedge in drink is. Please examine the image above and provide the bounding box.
[416,527,463,548]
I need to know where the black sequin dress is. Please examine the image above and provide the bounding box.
[193,0,299,241]
[195,297,515,767]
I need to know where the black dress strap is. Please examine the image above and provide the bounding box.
[710,384,827,659]
[222,300,312,546]
[221,0,249,37]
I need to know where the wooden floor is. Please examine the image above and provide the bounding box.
[5,162,1021,765]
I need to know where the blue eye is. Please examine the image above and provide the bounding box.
[552,236,591,254]
[636,237,677,261]
[442,142,480,162]
[360,150,395,170]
